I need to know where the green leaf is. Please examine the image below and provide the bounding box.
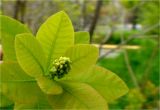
[15,33,46,78]
[48,81,108,109]
[0,15,31,61]
[0,62,52,109]
[36,76,63,95]
[15,33,63,95]
[36,11,74,72]
[74,65,129,102]
[74,31,90,44]
[65,44,99,77]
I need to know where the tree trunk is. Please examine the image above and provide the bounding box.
[89,0,103,43]
[14,0,27,23]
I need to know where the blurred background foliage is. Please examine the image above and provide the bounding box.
[0,0,159,109]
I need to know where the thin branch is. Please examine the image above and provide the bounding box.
[99,1,154,57]
[141,45,159,85]
[123,49,140,88]
[98,23,160,60]
[127,0,146,13]
[120,7,140,88]
[99,0,145,46]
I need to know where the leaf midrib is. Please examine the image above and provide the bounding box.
[46,14,63,73]
[18,39,44,74]
[56,80,109,108]
[61,83,89,109]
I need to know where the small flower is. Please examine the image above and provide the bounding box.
[48,56,71,79]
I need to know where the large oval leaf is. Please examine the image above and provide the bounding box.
[36,76,63,95]
[0,15,31,61]
[0,62,52,109]
[48,81,108,109]
[36,11,74,72]
[74,31,90,44]
[15,33,46,77]
[73,65,129,102]
[65,44,99,77]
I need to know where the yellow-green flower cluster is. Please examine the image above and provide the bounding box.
[49,57,71,79]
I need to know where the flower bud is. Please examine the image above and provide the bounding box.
[49,56,71,79]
